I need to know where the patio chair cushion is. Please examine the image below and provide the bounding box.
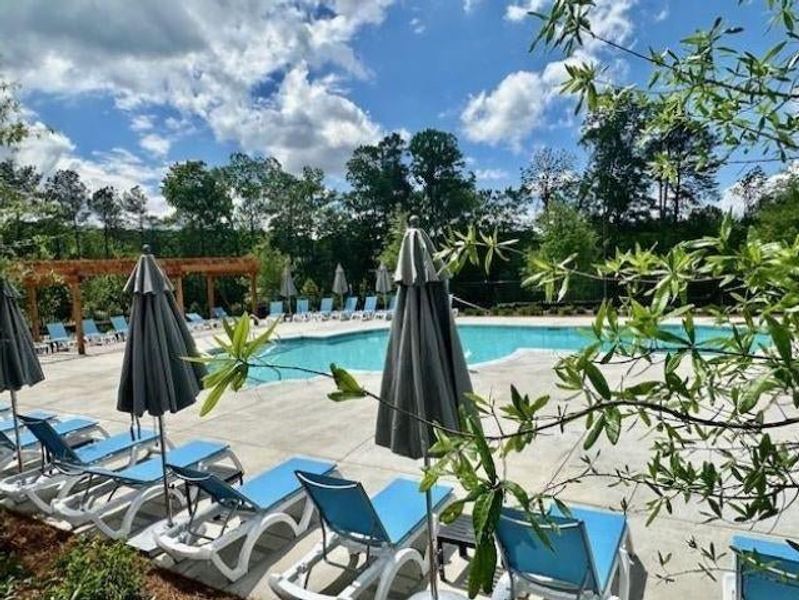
[99,440,228,485]
[73,428,158,465]
[732,535,799,600]
[0,410,55,433]
[550,503,628,593]
[238,456,335,510]
[370,478,452,545]
[110,316,128,332]
[3,418,97,450]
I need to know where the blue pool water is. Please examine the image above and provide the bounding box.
[247,323,731,385]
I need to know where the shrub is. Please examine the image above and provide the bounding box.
[0,551,28,600]
[46,537,147,600]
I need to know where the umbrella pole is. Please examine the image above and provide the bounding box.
[10,389,23,473]
[423,451,439,600]
[157,415,173,526]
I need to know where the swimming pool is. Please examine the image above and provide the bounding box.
[246,323,730,385]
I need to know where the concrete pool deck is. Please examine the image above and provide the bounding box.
[3,315,792,599]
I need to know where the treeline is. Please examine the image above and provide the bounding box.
[3,88,793,321]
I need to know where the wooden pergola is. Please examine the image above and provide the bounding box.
[21,255,260,355]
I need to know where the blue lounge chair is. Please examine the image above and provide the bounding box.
[354,296,378,320]
[0,416,100,470]
[0,401,8,414]
[491,504,633,600]
[110,315,129,340]
[724,535,799,599]
[294,298,310,321]
[0,415,160,514]
[377,294,397,320]
[0,409,55,433]
[212,306,229,320]
[45,322,74,350]
[269,301,285,322]
[313,297,334,320]
[336,296,358,320]
[53,440,242,540]
[270,473,453,600]
[186,312,210,330]
[156,456,336,581]
[82,319,113,344]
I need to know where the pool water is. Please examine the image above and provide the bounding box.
[246,323,731,385]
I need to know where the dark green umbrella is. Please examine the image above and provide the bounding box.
[332,263,348,309]
[375,262,393,309]
[376,216,472,600]
[0,278,45,472]
[280,262,298,315]
[117,247,206,524]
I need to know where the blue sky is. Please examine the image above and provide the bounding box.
[0,0,783,214]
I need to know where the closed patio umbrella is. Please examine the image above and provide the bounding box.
[280,262,298,315]
[0,278,45,472]
[332,263,348,309]
[376,216,472,600]
[375,262,393,309]
[117,246,206,525]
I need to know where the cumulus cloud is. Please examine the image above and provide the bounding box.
[505,0,548,22]
[4,122,169,213]
[410,17,426,34]
[461,71,552,149]
[0,0,392,175]
[139,133,171,158]
[463,0,635,149]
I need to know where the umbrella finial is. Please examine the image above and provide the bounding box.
[142,244,152,254]
[408,215,420,228]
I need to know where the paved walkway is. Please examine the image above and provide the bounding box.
[4,316,784,599]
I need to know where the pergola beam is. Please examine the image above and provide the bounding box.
[20,255,259,351]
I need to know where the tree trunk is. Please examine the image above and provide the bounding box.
[673,171,682,224]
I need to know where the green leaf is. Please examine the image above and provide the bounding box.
[583,414,606,450]
[329,364,366,396]
[605,408,621,445]
[766,316,792,363]
[584,362,611,400]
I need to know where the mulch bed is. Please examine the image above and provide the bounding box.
[0,509,239,599]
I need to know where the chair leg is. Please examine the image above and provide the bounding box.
[373,547,426,600]
[490,572,515,600]
[721,572,737,600]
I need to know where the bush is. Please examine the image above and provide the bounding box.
[0,551,28,600]
[47,537,147,600]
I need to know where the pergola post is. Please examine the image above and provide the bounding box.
[26,283,40,341]
[206,274,215,318]
[69,278,85,356]
[250,272,258,316]
[174,275,184,314]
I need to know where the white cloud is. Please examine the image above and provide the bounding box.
[0,0,393,175]
[4,122,169,213]
[461,71,552,149]
[410,17,426,34]
[139,133,171,157]
[464,0,482,13]
[474,168,510,181]
[130,114,154,132]
[505,0,547,22]
[654,5,669,22]
[465,0,636,149]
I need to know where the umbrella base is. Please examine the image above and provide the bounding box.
[409,592,468,600]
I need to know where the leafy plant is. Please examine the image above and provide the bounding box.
[46,536,147,600]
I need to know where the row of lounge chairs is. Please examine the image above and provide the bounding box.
[0,402,791,599]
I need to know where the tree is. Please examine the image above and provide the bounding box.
[0,159,45,243]
[753,171,799,243]
[344,133,413,264]
[729,167,768,217]
[223,152,280,238]
[161,161,233,256]
[45,169,89,257]
[524,201,599,299]
[88,185,122,258]
[0,78,26,148]
[520,148,577,211]
[580,91,652,225]
[376,209,408,271]
[408,129,477,236]
[121,186,149,247]
[646,119,719,222]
